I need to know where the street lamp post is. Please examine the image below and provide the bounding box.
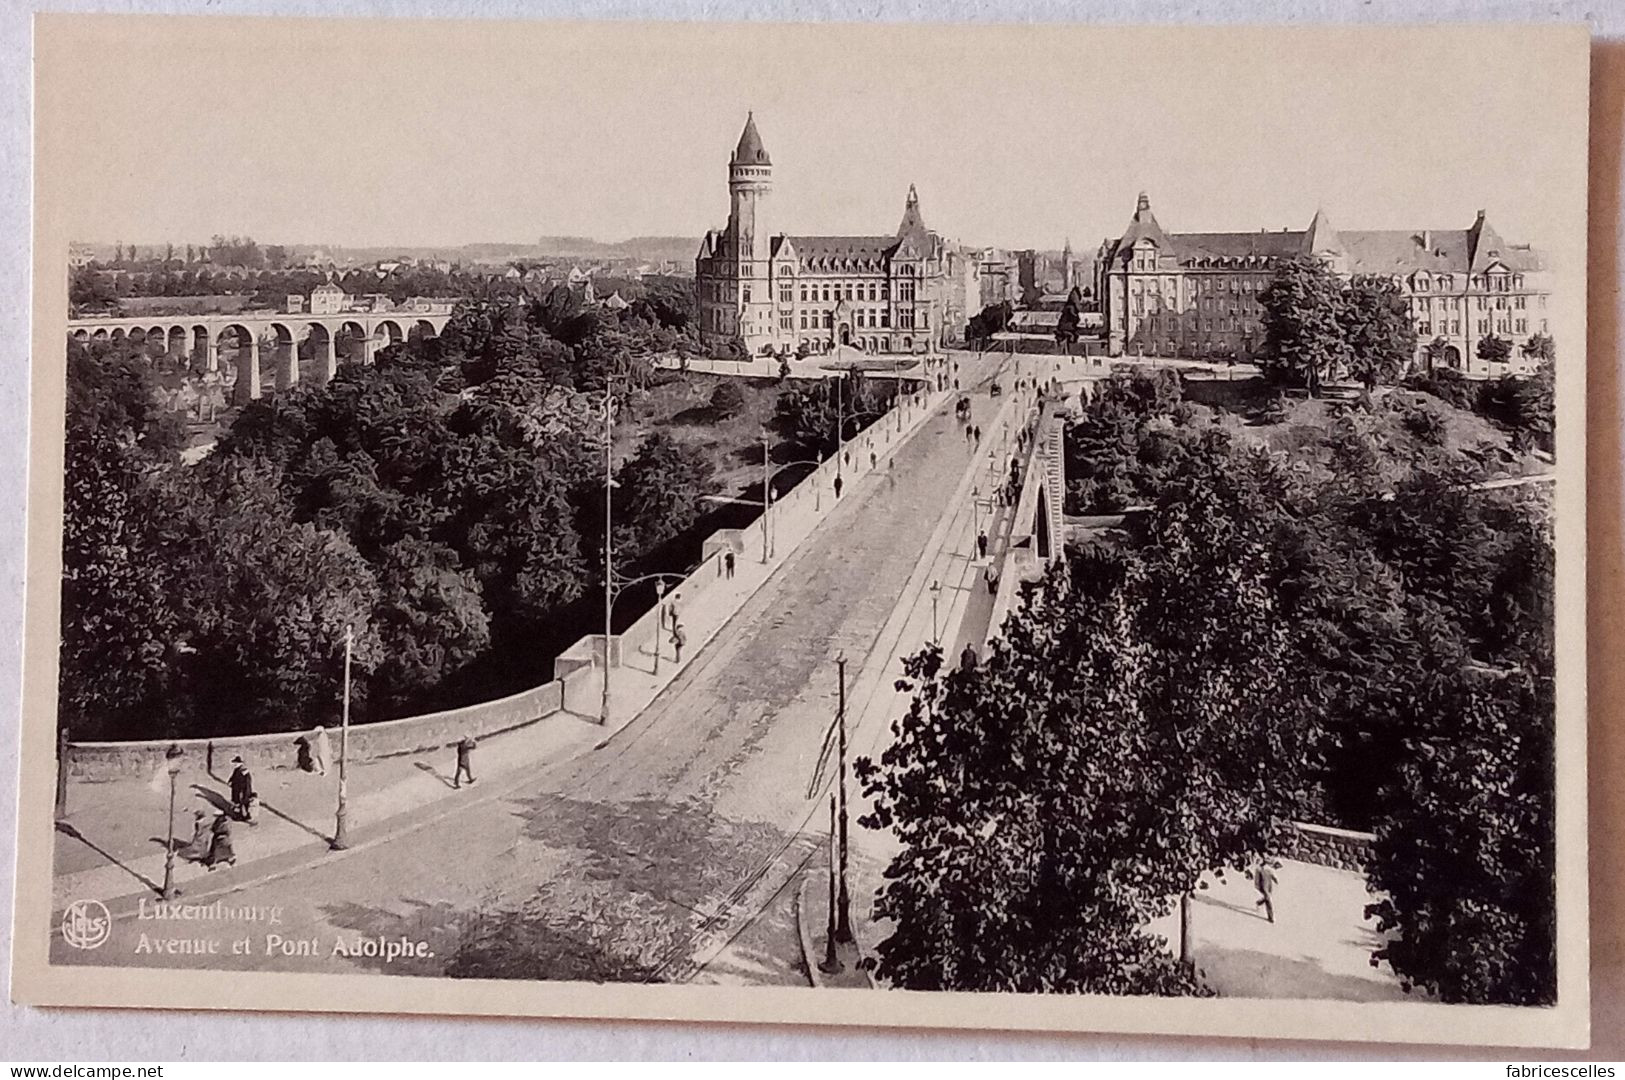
[819,792,841,975]
[834,653,853,944]
[930,579,942,645]
[331,623,354,850]
[652,580,667,676]
[161,742,183,899]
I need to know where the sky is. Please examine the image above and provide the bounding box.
[37,17,1587,256]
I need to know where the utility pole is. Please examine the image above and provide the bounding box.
[835,653,852,944]
[601,388,614,726]
[1179,890,1193,971]
[761,431,771,564]
[331,623,353,850]
[55,726,69,822]
[834,376,844,478]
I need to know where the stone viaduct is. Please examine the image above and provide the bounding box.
[65,310,453,404]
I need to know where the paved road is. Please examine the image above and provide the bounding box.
[55,353,1004,985]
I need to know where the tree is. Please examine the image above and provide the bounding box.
[1423,335,1453,373]
[610,432,715,561]
[1476,334,1512,367]
[1342,276,1417,389]
[965,302,1013,350]
[1055,288,1083,351]
[708,380,747,419]
[1521,332,1556,364]
[1258,256,1349,396]
[58,345,187,738]
[1364,639,1555,1005]
[856,555,1206,995]
[861,432,1316,993]
[366,537,491,716]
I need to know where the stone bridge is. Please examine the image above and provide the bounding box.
[984,394,1069,638]
[66,310,453,404]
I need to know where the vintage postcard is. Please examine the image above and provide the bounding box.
[12,16,1591,1047]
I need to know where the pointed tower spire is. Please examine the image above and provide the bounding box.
[897,184,927,239]
[732,111,770,165]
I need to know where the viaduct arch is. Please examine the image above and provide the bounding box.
[65,310,454,404]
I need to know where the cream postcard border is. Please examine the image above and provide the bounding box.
[9,15,1594,1050]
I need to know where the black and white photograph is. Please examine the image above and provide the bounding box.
[10,15,1592,1049]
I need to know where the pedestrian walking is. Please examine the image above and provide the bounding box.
[1254,859,1278,923]
[973,425,982,444]
[294,735,314,773]
[984,563,998,595]
[833,475,843,500]
[724,550,735,579]
[176,809,211,862]
[670,616,687,664]
[869,450,877,471]
[205,812,236,870]
[453,734,477,788]
[888,459,896,488]
[977,530,988,559]
[228,757,256,822]
[960,642,979,669]
[311,724,329,776]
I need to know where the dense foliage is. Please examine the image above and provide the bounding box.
[771,372,900,461]
[1258,258,1417,394]
[869,371,1556,1003]
[59,292,714,740]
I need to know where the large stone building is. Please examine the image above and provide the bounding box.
[1097,194,1551,376]
[695,114,962,358]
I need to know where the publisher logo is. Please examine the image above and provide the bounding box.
[61,899,111,950]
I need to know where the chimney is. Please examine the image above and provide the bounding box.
[1475,209,1486,223]
[1136,192,1150,212]
[1422,229,1431,250]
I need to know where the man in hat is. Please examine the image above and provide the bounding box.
[228,757,255,822]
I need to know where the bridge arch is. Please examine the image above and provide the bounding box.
[373,319,405,351]
[337,320,369,366]
[409,319,438,343]
[215,324,261,405]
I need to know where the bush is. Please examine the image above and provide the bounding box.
[1400,401,1447,446]
[708,380,747,418]
[1405,368,1478,412]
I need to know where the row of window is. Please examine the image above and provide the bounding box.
[785,308,928,331]
[1414,273,1527,292]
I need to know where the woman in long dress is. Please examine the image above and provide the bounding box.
[205,813,236,870]
[175,810,211,861]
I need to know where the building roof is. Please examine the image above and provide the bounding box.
[1104,195,1545,277]
[732,112,770,166]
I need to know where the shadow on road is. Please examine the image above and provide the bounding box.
[55,820,160,895]
[319,887,672,984]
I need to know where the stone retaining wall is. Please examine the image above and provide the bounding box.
[66,679,565,782]
[1283,820,1374,872]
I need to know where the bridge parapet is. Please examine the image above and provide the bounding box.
[985,397,1067,642]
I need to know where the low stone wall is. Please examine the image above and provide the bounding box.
[1283,820,1375,872]
[63,386,948,785]
[66,679,566,783]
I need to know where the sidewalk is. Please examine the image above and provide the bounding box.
[52,378,957,915]
[52,706,603,910]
